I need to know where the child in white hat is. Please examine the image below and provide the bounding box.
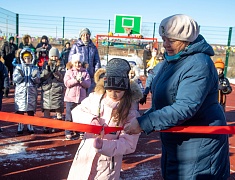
[40,47,66,133]
[63,53,91,140]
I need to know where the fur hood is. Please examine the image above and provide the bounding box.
[94,68,143,102]
[19,48,36,65]
[22,34,32,45]
[66,61,73,70]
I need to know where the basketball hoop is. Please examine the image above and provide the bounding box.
[124,27,132,36]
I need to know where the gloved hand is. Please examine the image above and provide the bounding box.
[18,69,24,77]
[91,117,107,126]
[31,69,38,78]
[139,94,147,105]
[53,71,62,79]
[93,137,103,149]
[46,65,51,72]
[76,72,83,82]
[219,84,227,91]
[91,117,101,126]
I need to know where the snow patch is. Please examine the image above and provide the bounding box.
[0,141,71,162]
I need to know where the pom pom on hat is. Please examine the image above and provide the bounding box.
[71,53,83,63]
[159,14,199,42]
[214,58,225,69]
[49,47,60,58]
[79,28,91,38]
[104,58,131,90]
[23,52,32,58]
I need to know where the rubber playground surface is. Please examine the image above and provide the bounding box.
[0,77,235,180]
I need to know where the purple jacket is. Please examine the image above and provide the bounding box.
[68,39,101,78]
[64,67,91,103]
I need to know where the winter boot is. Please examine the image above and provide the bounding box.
[4,87,9,98]
[17,123,24,134]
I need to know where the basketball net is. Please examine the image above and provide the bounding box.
[124,27,132,36]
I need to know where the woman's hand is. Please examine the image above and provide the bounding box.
[124,119,143,135]
[93,137,103,149]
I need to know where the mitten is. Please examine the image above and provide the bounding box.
[18,69,24,77]
[219,84,227,91]
[46,65,51,72]
[53,71,62,79]
[31,69,38,78]
[76,72,83,82]
[93,137,103,149]
[91,118,101,126]
[139,94,147,105]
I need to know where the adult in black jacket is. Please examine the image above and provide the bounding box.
[36,35,52,56]
[60,41,71,66]
[1,36,18,83]
[142,44,151,76]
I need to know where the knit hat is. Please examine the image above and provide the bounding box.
[8,36,14,41]
[79,28,91,37]
[23,52,32,58]
[104,58,131,90]
[159,14,199,42]
[71,53,83,63]
[49,47,60,58]
[214,58,224,69]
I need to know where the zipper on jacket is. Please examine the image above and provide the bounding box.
[111,156,114,170]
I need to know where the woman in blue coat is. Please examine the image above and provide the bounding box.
[124,14,230,179]
[68,28,101,95]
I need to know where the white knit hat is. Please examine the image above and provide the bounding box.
[159,14,199,42]
[71,53,83,63]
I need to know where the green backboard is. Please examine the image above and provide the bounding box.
[114,14,142,35]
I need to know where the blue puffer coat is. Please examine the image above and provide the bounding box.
[68,39,101,78]
[13,48,40,112]
[137,35,230,179]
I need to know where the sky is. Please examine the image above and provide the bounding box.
[0,0,234,28]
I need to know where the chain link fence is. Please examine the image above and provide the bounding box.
[0,7,235,78]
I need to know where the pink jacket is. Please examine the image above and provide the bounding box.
[68,92,140,180]
[64,67,91,103]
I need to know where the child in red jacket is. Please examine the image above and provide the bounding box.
[37,50,49,71]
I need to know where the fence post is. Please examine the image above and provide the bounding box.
[62,17,65,46]
[16,13,19,46]
[106,19,111,64]
[153,22,156,43]
[224,27,232,77]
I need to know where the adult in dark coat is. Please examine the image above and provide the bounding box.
[0,60,9,131]
[18,34,36,52]
[60,41,71,66]
[36,35,52,57]
[142,44,152,76]
[1,36,18,84]
[124,14,230,179]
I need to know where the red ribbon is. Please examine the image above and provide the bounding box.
[0,112,234,134]
[0,112,122,135]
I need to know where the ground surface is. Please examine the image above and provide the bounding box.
[0,78,235,180]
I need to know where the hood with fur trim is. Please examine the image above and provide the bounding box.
[22,34,32,45]
[94,68,143,102]
[19,48,36,65]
